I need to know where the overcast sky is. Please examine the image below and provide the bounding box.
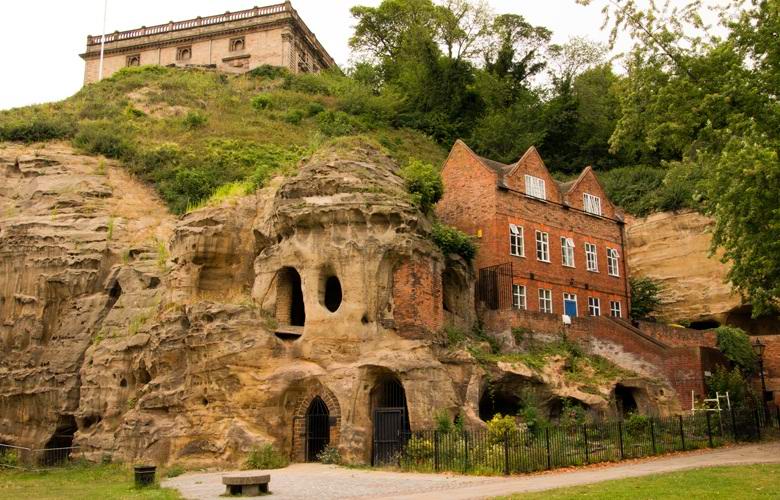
[0,1,647,110]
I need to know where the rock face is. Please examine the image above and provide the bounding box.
[625,211,778,334]
[1,141,673,466]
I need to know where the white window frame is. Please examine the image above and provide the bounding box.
[524,174,547,200]
[561,237,575,267]
[610,300,622,318]
[538,288,553,314]
[535,230,550,262]
[512,284,527,310]
[588,297,601,317]
[607,247,620,276]
[563,292,578,317]
[509,224,524,257]
[585,243,598,272]
[583,193,602,216]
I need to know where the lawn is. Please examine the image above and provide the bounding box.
[500,463,780,499]
[0,464,182,500]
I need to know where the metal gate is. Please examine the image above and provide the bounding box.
[305,397,330,462]
[372,408,407,465]
[478,263,513,310]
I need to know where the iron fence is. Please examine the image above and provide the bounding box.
[396,405,780,475]
[0,444,83,470]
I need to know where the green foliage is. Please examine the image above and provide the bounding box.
[316,445,341,464]
[435,410,454,434]
[251,94,272,110]
[163,465,185,478]
[445,324,467,347]
[399,159,443,212]
[283,108,305,125]
[0,113,76,142]
[707,366,753,407]
[629,276,663,320]
[244,444,289,470]
[182,110,207,129]
[73,120,134,159]
[624,413,650,439]
[283,72,331,95]
[0,448,19,467]
[317,110,364,136]
[715,326,758,374]
[247,64,288,80]
[431,222,477,261]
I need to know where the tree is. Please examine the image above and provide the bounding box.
[629,276,663,320]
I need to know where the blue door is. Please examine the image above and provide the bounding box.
[563,293,578,317]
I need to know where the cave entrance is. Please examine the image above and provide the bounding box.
[41,415,77,465]
[276,267,305,327]
[323,276,342,313]
[371,376,410,465]
[305,397,330,462]
[479,386,522,421]
[615,385,639,417]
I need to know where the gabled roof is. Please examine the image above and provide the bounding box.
[477,155,513,177]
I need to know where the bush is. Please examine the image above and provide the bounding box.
[251,94,273,110]
[244,444,289,470]
[0,448,19,467]
[435,410,454,434]
[283,108,305,125]
[624,413,650,439]
[316,445,341,464]
[486,414,517,443]
[715,326,758,374]
[0,115,76,142]
[599,165,668,216]
[247,65,288,80]
[431,223,477,261]
[400,160,443,213]
[305,102,325,117]
[73,121,135,159]
[283,73,331,95]
[629,276,663,320]
[317,110,363,136]
[707,365,753,407]
[182,110,208,129]
[164,464,185,478]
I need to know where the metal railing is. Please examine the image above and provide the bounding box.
[394,404,780,475]
[0,445,83,470]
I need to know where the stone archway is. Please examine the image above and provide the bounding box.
[291,385,341,462]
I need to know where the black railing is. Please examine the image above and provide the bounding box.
[396,405,780,475]
[477,263,513,310]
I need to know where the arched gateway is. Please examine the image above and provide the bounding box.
[291,386,341,462]
[371,376,410,465]
[305,397,330,461]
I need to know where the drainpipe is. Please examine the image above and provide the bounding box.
[618,220,631,318]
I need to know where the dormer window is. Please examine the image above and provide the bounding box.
[524,175,546,200]
[176,46,192,61]
[583,193,602,215]
[230,37,245,52]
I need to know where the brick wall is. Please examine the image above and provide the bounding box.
[755,335,780,406]
[392,257,444,339]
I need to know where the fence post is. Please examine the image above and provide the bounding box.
[583,424,590,464]
[754,407,761,441]
[650,418,657,455]
[545,427,552,470]
[463,430,469,473]
[706,411,714,448]
[679,415,686,451]
[730,405,738,442]
[503,430,509,476]
[434,430,440,473]
[618,420,625,460]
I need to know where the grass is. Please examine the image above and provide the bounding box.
[498,463,780,499]
[0,463,182,499]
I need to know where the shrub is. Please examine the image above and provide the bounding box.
[244,444,289,470]
[73,121,135,159]
[0,115,76,142]
[435,410,454,434]
[0,448,19,467]
[403,435,434,464]
[283,108,305,125]
[707,365,753,407]
[283,73,330,95]
[247,64,288,80]
[715,326,758,374]
[487,414,517,443]
[400,160,443,213]
[305,102,325,117]
[164,464,185,478]
[182,110,208,129]
[431,223,477,261]
[317,110,362,136]
[629,276,663,320]
[624,413,650,439]
[316,445,341,464]
[251,94,273,110]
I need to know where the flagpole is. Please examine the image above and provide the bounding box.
[98,0,108,81]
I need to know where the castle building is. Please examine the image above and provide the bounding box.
[437,140,630,320]
[80,2,335,85]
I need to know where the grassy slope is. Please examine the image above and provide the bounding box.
[500,463,780,499]
[0,65,446,213]
[0,464,181,500]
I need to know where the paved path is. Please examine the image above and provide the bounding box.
[163,441,780,500]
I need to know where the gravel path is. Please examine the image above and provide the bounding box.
[163,441,780,500]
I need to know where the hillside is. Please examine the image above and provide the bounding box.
[0,65,446,213]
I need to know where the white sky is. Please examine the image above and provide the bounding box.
[0,0,687,110]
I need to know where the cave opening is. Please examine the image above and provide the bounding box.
[688,319,721,330]
[42,415,77,465]
[276,267,305,327]
[323,276,342,313]
[478,386,522,421]
[615,385,639,417]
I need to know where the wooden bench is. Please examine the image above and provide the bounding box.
[222,472,270,496]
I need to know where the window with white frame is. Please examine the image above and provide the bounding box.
[538,288,553,313]
[607,248,620,276]
[561,237,575,267]
[583,193,602,215]
[585,243,598,272]
[524,174,546,200]
[535,231,550,262]
[512,284,527,310]
[509,224,524,257]
[588,297,601,316]
[610,300,622,318]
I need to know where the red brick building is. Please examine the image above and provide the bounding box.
[437,140,630,320]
